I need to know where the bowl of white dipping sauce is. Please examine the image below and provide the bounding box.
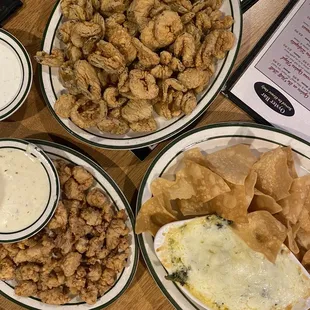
[0,139,60,242]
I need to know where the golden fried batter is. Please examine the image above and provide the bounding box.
[35,49,65,67]
[132,38,160,68]
[15,281,38,297]
[38,287,71,305]
[72,165,94,190]
[104,87,127,108]
[121,99,153,123]
[174,33,196,67]
[48,201,68,230]
[62,252,82,277]
[0,258,15,280]
[87,188,112,209]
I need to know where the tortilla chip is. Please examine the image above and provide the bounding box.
[208,171,257,223]
[278,175,310,224]
[297,228,310,250]
[135,194,177,236]
[286,221,301,255]
[298,208,310,232]
[248,189,282,214]
[282,147,298,179]
[183,160,230,203]
[233,211,287,263]
[150,171,195,200]
[204,144,257,185]
[302,250,310,267]
[252,147,293,201]
[183,147,206,166]
[177,196,214,217]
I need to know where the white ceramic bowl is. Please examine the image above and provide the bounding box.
[0,139,60,243]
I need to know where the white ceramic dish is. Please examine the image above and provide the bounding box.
[0,139,139,309]
[38,0,242,149]
[0,139,59,243]
[0,29,33,121]
[136,122,310,310]
[154,217,310,310]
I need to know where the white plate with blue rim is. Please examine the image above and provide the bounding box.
[0,138,60,243]
[0,139,139,310]
[38,0,242,149]
[0,29,33,121]
[136,122,310,310]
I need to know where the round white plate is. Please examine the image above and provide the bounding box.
[0,140,139,309]
[0,139,60,243]
[0,29,33,121]
[39,0,242,149]
[136,123,310,310]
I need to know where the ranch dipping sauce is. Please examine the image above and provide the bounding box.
[0,148,50,232]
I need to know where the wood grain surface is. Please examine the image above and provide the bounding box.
[0,0,289,309]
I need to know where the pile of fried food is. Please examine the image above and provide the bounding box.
[35,0,235,134]
[136,144,310,269]
[0,160,130,305]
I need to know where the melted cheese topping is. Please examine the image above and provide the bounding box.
[159,216,310,310]
[0,148,50,232]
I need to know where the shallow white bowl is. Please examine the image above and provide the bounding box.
[0,138,60,243]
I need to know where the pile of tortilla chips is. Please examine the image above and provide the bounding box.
[136,144,310,268]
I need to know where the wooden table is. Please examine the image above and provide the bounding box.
[0,0,289,309]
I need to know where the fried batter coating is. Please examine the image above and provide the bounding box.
[160,51,173,65]
[100,0,128,16]
[97,117,130,135]
[82,36,100,56]
[61,0,89,21]
[97,268,116,295]
[132,38,160,68]
[75,60,101,100]
[169,57,186,72]
[14,239,54,264]
[40,271,65,290]
[181,90,197,114]
[72,166,94,190]
[140,20,161,51]
[48,201,68,230]
[192,0,223,13]
[15,281,38,297]
[62,252,82,277]
[59,62,80,95]
[86,188,111,209]
[53,159,72,187]
[106,219,130,250]
[81,282,98,304]
[118,236,130,253]
[35,49,65,67]
[54,94,77,119]
[3,243,20,257]
[81,207,102,226]
[58,20,77,43]
[121,99,153,123]
[0,258,15,280]
[86,237,104,257]
[174,33,196,67]
[178,68,210,89]
[127,0,155,30]
[154,11,183,47]
[88,262,102,281]
[106,251,129,272]
[75,237,89,253]
[65,269,86,294]
[185,22,203,48]
[71,98,107,129]
[69,214,93,238]
[88,40,126,74]
[75,21,102,37]
[38,287,71,305]
[162,78,187,102]
[64,178,85,200]
[150,65,173,79]
[104,87,127,108]
[65,42,83,62]
[196,29,235,69]
[129,69,159,100]
[181,12,195,24]
[0,245,8,260]
[55,229,74,255]
[109,28,137,64]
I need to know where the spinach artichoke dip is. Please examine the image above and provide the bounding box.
[156,215,310,310]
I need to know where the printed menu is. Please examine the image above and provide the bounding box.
[228,0,310,141]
